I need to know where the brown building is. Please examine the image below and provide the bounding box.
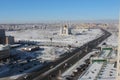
[0,29,14,45]
[6,36,14,44]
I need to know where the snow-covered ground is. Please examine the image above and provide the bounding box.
[0,28,104,79]
[98,30,118,47]
[0,45,69,80]
[61,50,98,79]
[6,28,104,62]
[105,33,118,46]
[97,63,116,80]
[6,29,103,47]
[78,48,117,80]
[36,46,70,61]
[78,29,117,80]
[79,62,104,80]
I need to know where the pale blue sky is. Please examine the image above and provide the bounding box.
[0,0,119,23]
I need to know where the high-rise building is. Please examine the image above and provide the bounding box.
[6,36,14,44]
[0,29,6,44]
[0,29,14,45]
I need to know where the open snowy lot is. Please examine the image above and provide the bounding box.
[6,28,103,47]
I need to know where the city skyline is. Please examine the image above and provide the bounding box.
[0,0,119,23]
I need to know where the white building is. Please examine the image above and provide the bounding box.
[60,25,69,35]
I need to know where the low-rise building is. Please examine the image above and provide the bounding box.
[0,45,10,60]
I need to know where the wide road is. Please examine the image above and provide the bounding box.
[16,29,111,80]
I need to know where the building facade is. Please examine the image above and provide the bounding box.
[6,36,14,44]
[0,29,6,44]
[0,45,10,60]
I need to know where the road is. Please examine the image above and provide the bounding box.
[15,29,111,80]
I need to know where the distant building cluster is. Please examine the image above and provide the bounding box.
[75,23,109,29]
[0,22,114,31]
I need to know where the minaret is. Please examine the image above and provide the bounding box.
[117,14,120,80]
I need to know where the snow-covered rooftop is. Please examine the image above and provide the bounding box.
[97,63,116,80]
[99,49,111,58]
[79,62,104,80]
[61,51,97,78]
